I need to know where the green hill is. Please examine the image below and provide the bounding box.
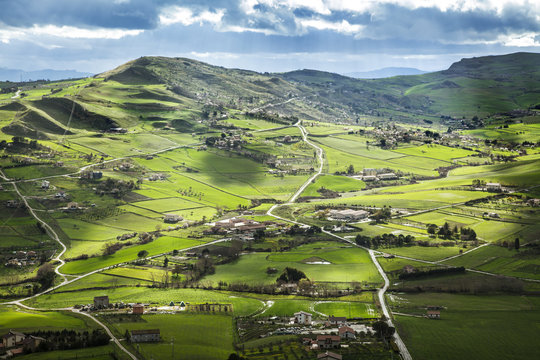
[0,52,538,139]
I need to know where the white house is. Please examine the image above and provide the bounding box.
[294,311,312,325]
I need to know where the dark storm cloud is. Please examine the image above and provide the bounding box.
[0,0,176,29]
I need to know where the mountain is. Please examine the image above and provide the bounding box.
[2,52,538,139]
[0,68,93,82]
[345,67,428,79]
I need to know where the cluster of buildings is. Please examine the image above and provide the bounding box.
[356,168,398,182]
[0,330,45,357]
[294,312,358,354]
[204,217,268,239]
[4,251,38,268]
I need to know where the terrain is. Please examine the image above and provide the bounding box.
[0,52,539,360]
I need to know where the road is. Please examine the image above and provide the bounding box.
[268,122,413,360]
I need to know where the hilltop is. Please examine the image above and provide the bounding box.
[0,52,538,140]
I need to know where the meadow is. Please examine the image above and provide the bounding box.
[203,241,382,286]
[391,293,540,360]
[443,245,540,280]
[107,313,234,360]
[26,287,263,317]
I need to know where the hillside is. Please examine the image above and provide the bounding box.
[0,52,538,140]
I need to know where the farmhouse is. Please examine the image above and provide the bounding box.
[132,304,144,314]
[316,335,340,349]
[328,316,347,326]
[338,326,356,339]
[294,311,312,325]
[164,214,183,223]
[93,295,109,308]
[486,182,501,192]
[427,310,441,319]
[41,180,50,189]
[2,330,26,348]
[130,329,160,343]
[317,351,342,360]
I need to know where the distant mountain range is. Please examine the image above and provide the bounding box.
[344,67,428,79]
[0,68,93,82]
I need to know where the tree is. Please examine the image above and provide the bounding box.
[163,257,169,268]
[137,250,148,258]
[346,164,355,175]
[36,263,55,289]
[515,238,520,250]
[427,224,438,235]
[172,264,182,278]
[372,319,395,339]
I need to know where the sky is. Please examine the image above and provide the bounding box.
[0,0,539,75]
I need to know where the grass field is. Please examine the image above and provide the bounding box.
[203,241,382,286]
[26,288,263,316]
[301,174,364,197]
[0,306,91,333]
[442,245,540,280]
[60,236,202,274]
[314,301,378,318]
[107,313,234,360]
[391,293,540,360]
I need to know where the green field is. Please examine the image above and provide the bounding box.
[107,314,234,360]
[203,241,382,286]
[26,287,263,317]
[391,293,540,360]
[443,245,540,279]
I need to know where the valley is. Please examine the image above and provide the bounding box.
[0,53,539,360]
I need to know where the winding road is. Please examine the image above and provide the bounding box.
[267,122,413,360]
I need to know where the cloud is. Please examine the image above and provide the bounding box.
[297,18,364,35]
[0,25,143,45]
[159,6,225,26]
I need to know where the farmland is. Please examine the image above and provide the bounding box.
[0,53,539,360]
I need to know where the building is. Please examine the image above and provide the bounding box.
[362,175,378,182]
[363,168,377,176]
[328,316,347,326]
[130,329,160,343]
[378,173,397,180]
[338,326,356,339]
[22,335,45,351]
[317,351,342,360]
[93,296,109,309]
[316,335,340,349]
[164,214,183,223]
[486,182,501,192]
[294,311,312,325]
[328,209,369,221]
[132,304,144,315]
[2,331,26,348]
[92,171,103,180]
[41,180,50,189]
[427,310,441,319]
